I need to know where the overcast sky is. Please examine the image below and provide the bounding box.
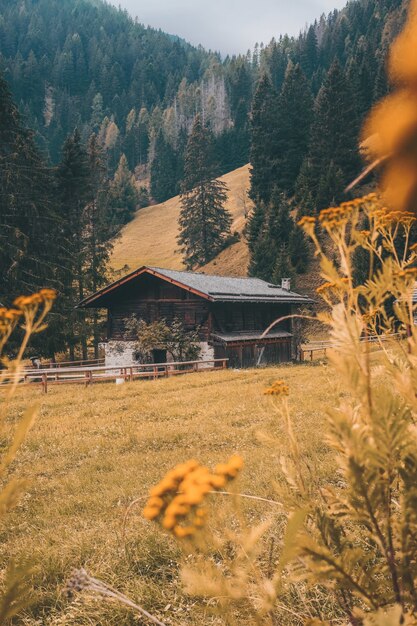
[112,0,347,56]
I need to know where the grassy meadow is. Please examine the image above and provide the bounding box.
[4,362,341,625]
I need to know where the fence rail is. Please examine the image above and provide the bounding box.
[300,332,404,361]
[11,358,228,393]
[27,357,105,370]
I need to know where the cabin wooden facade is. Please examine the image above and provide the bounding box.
[78,266,313,368]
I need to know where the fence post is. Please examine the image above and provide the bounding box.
[85,370,92,387]
[222,359,227,369]
[42,373,47,394]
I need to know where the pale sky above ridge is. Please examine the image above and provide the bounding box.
[112,0,348,56]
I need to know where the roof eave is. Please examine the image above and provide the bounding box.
[210,297,314,304]
[76,265,149,308]
[77,265,213,308]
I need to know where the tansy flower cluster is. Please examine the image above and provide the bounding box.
[318,205,354,231]
[316,278,349,297]
[264,380,290,397]
[13,289,57,332]
[371,208,415,229]
[344,195,377,208]
[0,289,57,349]
[297,215,316,237]
[361,193,378,203]
[143,455,244,538]
[13,288,57,310]
[298,216,316,228]
[0,307,22,338]
[393,267,417,279]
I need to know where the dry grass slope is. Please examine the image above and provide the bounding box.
[200,239,250,277]
[110,165,252,274]
[5,363,339,625]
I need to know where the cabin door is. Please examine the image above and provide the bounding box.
[152,349,167,364]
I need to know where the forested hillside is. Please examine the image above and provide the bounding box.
[0,0,408,198]
[246,0,408,282]
[0,0,410,358]
[0,0,247,182]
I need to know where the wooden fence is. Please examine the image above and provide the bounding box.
[300,332,404,361]
[29,357,105,369]
[15,358,228,393]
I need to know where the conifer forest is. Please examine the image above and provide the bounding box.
[0,0,408,356]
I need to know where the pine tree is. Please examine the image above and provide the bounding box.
[249,234,277,282]
[0,71,62,305]
[267,40,288,92]
[316,161,345,211]
[85,134,114,357]
[227,58,252,165]
[272,244,296,286]
[275,62,314,195]
[56,128,91,359]
[108,154,138,226]
[124,108,137,169]
[300,25,318,78]
[150,130,178,203]
[248,190,297,281]
[249,73,279,204]
[288,225,309,274]
[178,115,232,268]
[294,159,315,216]
[246,200,267,259]
[373,56,389,103]
[296,61,360,213]
[136,107,150,164]
[91,92,104,132]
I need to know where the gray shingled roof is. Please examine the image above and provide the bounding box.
[78,265,313,307]
[148,267,312,304]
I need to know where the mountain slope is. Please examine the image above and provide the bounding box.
[110,165,251,273]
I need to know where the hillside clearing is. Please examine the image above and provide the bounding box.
[5,362,339,625]
[110,165,251,274]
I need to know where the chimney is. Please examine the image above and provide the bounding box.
[281,278,291,291]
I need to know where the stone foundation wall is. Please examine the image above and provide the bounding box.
[105,341,138,368]
[104,341,214,368]
[198,341,215,368]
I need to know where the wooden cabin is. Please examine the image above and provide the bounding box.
[78,266,313,368]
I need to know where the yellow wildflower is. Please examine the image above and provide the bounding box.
[14,294,43,308]
[298,216,316,227]
[142,506,160,521]
[39,288,57,301]
[173,526,196,538]
[143,455,244,537]
[264,380,290,396]
[316,282,335,295]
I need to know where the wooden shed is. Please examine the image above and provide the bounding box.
[78,266,313,368]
